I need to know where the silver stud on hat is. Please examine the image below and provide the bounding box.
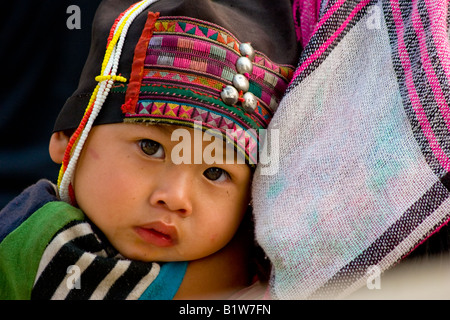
[236,56,253,74]
[220,42,257,114]
[232,74,250,92]
[220,85,239,105]
[239,42,255,61]
[242,92,257,113]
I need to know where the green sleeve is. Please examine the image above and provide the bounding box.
[0,201,84,300]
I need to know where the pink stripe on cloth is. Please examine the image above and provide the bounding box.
[293,0,320,48]
[424,0,450,77]
[178,38,195,51]
[173,55,191,69]
[162,36,178,49]
[411,0,450,131]
[260,91,272,107]
[390,0,450,171]
[190,58,208,73]
[290,0,371,83]
[193,40,212,55]
[206,61,223,77]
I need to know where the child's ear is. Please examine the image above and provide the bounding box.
[49,131,70,164]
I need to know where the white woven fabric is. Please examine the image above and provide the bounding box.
[253,0,450,299]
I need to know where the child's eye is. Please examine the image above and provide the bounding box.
[203,167,229,182]
[139,139,165,158]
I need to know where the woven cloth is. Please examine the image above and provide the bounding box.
[253,0,450,299]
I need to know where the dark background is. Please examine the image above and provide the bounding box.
[0,1,101,208]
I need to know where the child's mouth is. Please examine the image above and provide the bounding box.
[134,222,178,247]
[149,228,170,239]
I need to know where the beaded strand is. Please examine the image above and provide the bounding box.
[58,1,144,190]
[58,0,160,204]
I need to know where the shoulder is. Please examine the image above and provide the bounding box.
[0,179,59,242]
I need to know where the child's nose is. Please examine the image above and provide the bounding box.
[148,168,193,216]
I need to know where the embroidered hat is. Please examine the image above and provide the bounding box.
[53,0,298,203]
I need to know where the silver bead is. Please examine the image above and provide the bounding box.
[220,85,239,105]
[239,42,255,61]
[232,74,249,92]
[236,56,253,74]
[242,92,257,113]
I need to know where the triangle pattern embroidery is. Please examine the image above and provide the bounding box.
[178,105,193,119]
[220,117,235,130]
[206,113,223,127]
[177,21,187,32]
[185,24,197,35]
[207,29,218,40]
[192,108,209,122]
[164,103,180,117]
[152,102,166,115]
[197,25,209,37]
[165,103,180,117]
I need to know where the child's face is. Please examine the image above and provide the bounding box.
[71,122,251,262]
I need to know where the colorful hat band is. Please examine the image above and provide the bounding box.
[112,16,294,164]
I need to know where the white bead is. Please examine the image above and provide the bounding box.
[239,42,255,61]
[236,56,253,74]
[232,74,250,92]
[242,92,257,113]
[221,85,239,105]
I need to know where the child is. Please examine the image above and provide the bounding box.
[0,0,298,299]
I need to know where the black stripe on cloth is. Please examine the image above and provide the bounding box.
[440,171,450,191]
[312,180,450,298]
[104,260,155,300]
[69,232,105,254]
[383,0,438,175]
[31,217,157,300]
[448,1,450,28]
[416,0,450,160]
[64,253,118,300]
[397,0,413,23]
[383,0,450,178]
[47,219,86,243]
[418,0,450,105]
[32,221,116,300]
[31,239,85,299]
[406,0,450,165]
[287,0,378,91]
